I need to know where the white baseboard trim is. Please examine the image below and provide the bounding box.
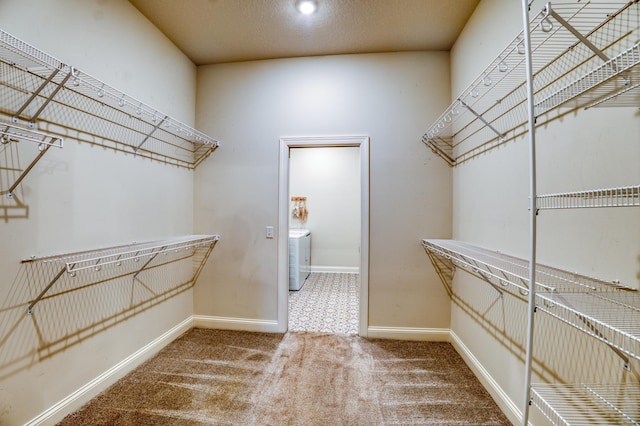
[367,326,450,341]
[449,330,523,426]
[192,315,280,333]
[310,266,359,274]
[25,316,194,426]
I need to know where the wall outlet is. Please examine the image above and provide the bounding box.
[266,226,274,239]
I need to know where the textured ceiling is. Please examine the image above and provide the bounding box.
[128,0,480,65]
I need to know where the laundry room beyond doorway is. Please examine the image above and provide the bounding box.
[278,136,370,336]
[288,146,360,334]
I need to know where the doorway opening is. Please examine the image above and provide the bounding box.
[277,136,369,336]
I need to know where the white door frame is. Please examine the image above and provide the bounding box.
[277,135,370,336]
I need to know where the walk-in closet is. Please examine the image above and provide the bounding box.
[0,0,637,424]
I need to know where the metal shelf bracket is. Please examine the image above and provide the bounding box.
[12,66,61,125]
[460,99,505,141]
[543,2,610,63]
[26,266,66,315]
[1,123,64,199]
[135,116,168,153]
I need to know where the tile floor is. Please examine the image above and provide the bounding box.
[288,272,359,335]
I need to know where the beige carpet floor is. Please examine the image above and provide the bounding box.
[59,328,512,425]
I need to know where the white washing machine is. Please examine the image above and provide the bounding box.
[289,229,311,290]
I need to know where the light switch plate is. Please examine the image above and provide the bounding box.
[266,226,274,239]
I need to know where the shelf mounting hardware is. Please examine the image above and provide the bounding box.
[12,67,61,125]
[543,2,610,63]
[27,266,66,315]
[27,72,72,128]
[460,99,505,141]
[6,142,52,199]
[547,292,631,370]
[1,124,64,199]
[135,115,168,153]
[132,246,166,280]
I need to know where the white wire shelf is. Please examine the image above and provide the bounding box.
[536,185,640,210]
[531,383,640,425]
[537,290,640,362]
[422,1,639,167]
[22,234,219,314]
[0,29,220,169]
[421,239,627,296]
[535,43,640,114]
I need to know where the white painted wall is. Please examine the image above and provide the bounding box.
[0,1,198,424]
[290,146,360,272]
[449,0,640,423]
[194,52,453,330]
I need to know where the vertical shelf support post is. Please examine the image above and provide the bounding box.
[521,0,538,424]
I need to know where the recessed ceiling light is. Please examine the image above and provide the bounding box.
[296,0,317,15]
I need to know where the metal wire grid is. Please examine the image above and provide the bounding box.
[536,43,640,114]
[537,185,640,209]
[0,121,63,148]
[537,290,640,362]
[423,1,639,167]
[422,239,628,295]
[0,28,220,169]
[23,235,219,273]
[531,384,640,425]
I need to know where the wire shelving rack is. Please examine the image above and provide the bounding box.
[421,2,639,424]
[0,28,219,170]
[422,1,640,167]
[422,239,630,296]
[22,234,219,315]
[422,239,640,424]
[531,384,640,425]
[536,185,640,210]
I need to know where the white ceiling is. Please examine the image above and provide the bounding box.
[128,0,480,65]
